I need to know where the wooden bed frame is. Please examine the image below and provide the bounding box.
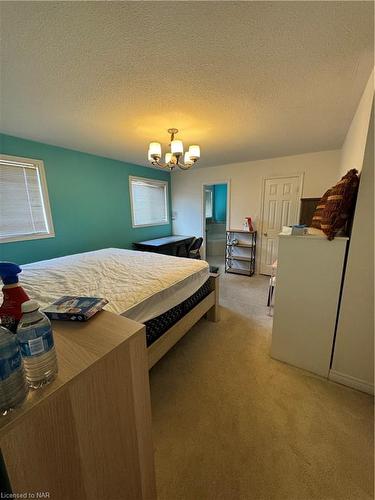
[147,273,220,369]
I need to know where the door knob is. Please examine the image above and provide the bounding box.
[263,232,268,237]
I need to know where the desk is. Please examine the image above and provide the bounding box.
[0,311,156,500]
[133,235,194,256]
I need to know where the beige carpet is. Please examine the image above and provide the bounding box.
[150,272,374,500]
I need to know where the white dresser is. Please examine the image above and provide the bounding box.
[271,232,348,377]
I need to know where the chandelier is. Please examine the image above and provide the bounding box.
[148,128,201,170]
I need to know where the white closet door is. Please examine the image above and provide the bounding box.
[260,176,301,275]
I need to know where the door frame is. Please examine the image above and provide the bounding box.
[201,179,231,260]
[258,173,304,274]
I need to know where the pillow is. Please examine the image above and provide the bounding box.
[320,169,359,240]
[311,189,331,229]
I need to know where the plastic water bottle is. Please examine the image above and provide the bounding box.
[17,300,58,389]
[0,325,28,414]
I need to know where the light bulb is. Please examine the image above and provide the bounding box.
[184,152,194,166]
[188,145,200,160]
[148,142,161,158]
[171,140,183,155]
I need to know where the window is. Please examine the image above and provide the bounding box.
[0,155,54,243]
[129,176,169,227]
[205,188,213,218]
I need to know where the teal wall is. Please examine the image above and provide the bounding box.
[0,134,171,264]
[213,184,227,222]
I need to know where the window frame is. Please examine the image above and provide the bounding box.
[0,154,55,244]
[129,175,170,228]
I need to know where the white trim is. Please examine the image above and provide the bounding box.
[258,172,304,274]
[0,232,55,244]
[329,369,374,395]
[0,154,55,244]
[129,175,170,228]
[0,154,40,168]
[201,180,231,260]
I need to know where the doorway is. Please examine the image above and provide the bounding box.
[259,174,303,275]
[202,182,229,272]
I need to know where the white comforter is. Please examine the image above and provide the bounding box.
[17,248,209,322]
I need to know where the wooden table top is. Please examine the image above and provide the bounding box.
[135,235,194,246]
[0,311,144,437]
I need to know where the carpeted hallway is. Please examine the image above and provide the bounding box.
[149,272,374,500]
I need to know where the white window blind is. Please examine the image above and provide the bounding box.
[129,176,169,227]
[0,155,54,243]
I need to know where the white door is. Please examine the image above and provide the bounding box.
[260,176,302,275]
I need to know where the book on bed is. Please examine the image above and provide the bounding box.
[43,296,108,321]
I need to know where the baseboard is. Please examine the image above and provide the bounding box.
[329,370,374,395]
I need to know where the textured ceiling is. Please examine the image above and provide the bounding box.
[0,1,373,168]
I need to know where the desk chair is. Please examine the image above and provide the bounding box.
[187,237,203,259]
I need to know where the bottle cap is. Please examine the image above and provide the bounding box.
[21,300,39,314]
[0,262,22,285]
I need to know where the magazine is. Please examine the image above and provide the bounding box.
[43,296,108,321]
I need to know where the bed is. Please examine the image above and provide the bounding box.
[17,248,220,368]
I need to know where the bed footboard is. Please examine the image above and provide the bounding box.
[148,272,220,369]
[206,272,220,322]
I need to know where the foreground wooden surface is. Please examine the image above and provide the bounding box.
[0,311,156,500]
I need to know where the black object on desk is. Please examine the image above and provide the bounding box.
[133,235,195,257]
[299,198,320,226]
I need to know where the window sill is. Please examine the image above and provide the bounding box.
[0,232,55,244]
[132,222,170,229]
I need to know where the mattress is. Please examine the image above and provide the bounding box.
[145,280,212,346]
[16,248,210,323]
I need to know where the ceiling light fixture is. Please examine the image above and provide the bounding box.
[148,129,200,170]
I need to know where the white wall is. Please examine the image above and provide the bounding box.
[330,71,374,394]
[172,149,341,243]
[339,69,374,177]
